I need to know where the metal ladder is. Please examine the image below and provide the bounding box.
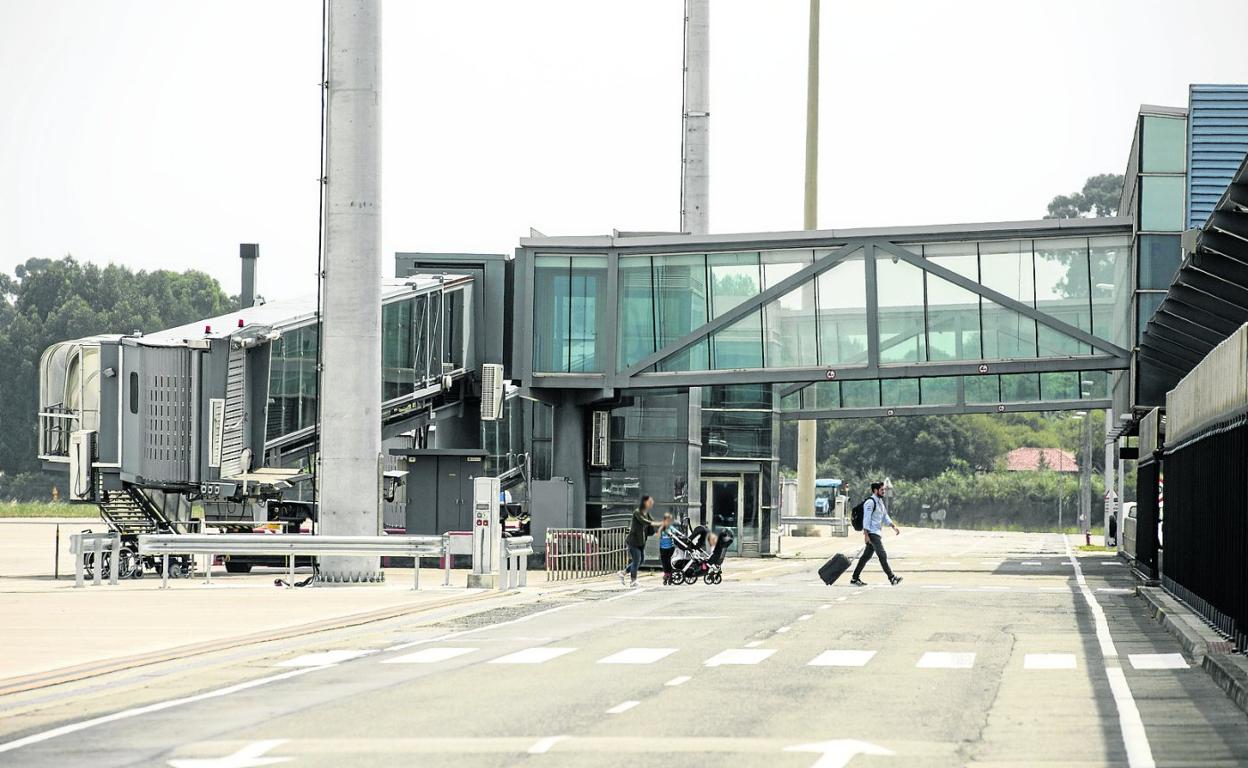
[96,485,174,537]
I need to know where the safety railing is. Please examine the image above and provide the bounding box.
[70,531,121,587]
[545,526,627,582]
[779,515,849,536]
[498,535,534,591]
[138,533,447,590]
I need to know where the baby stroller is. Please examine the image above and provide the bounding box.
[669,522,732,585]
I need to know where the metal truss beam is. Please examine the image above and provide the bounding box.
[779,398,1112,421]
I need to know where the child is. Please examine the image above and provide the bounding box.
[658,512,676,585]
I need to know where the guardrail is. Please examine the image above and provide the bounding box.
[70,531,121,587]
[137,533,447,590]
[498,535,533,591]
[545,526,627,582]
[780,515,849,535]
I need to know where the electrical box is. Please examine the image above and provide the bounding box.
[471,476,500,576]
[68,430,95,501]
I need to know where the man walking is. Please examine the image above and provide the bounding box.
[850,481,902,587]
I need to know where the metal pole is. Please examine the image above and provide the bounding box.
[795,0,821,531]
[74,536,84,588]
[54,524,60,580]
[318,0,384,583]
[1104,409,1115,546]
[161,554,169,589]
[109,536,119,585]
[679,0,709,235]
[92,538,103,586]
[1080,413,1092,544]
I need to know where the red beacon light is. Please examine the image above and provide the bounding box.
[204,324,212,334]
[237,318,245,328]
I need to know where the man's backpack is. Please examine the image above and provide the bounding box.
[850,497,868,531]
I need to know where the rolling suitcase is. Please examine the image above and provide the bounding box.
[818,553,852,585]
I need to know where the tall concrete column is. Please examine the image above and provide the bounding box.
[680,0,709,235]
[318,0,383,582]
[795,0,821,523]
[551,397,587,528]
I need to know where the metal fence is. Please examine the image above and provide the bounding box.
[545,526,627,581]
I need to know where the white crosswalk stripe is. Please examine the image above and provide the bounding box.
[1128,653,1189,670]
[383,647,477,664]
[489,647,577,665]
[704,648,776,667]
[808,650,876,667]
[1024,653,1077,670]
[275,650,375,668]
[916,651,976,669]
[597,648,677,665]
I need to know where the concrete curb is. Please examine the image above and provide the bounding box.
[1138,585,1248,716]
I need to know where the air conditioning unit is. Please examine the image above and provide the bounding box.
[589,411,611,467]
[68,430,96,501]
[480,363,504,421]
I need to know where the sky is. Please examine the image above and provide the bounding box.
[2,0,1248,302]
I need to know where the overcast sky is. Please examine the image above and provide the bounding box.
[3,0,1248,301]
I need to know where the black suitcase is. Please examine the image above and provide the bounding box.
[819,553,852,585]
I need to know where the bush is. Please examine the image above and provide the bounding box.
[888,469,1106,531]
[0,471,64,502]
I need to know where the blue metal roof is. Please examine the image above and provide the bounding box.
[1187,84,1248,229]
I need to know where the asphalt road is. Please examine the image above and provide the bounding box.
[2,530,1247,767]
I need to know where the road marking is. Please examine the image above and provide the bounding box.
[0,667,320,755]
[978,586,1010,591]
[1066,535,1156,768]
[1128,653,1189,670]
[784,738,894,768]
[383,647,477,664]
[916,651,975,669]
[1040,586,1072,592]
[604,587,651,602]
[275,650,375,668]
[527,736,566,754]
[607,615,727,620]
[1097,587,1134,595]
[385,603,574,652]
[798,614,813,621]
[835,596,847,602]
[776,626,792,634]
[818,604,831,610]
[808,650,876,667]
[167,739,291,768]
[745,640,765,648]
[1020,561,1042,566]
[1024,653,1077,670]
[598,648,677,665]
[704,648,776,666]
[921,585,951,590]
[852,590,863,596]
[606,700,640,714]
[1102,561,1124,567]
[489,647,576,665]
[665,676,692,687]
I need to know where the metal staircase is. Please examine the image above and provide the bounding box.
[96,484,176,537]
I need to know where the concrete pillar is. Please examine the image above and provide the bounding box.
[551,396,587,528]
[1104,408,1115,544]
[795,0,821,527]
[317,0,383,582]
[680,0,709,235]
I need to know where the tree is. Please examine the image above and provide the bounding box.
[1045,173,1124,219]
[817,414,1005,481]
[0,256,234,493]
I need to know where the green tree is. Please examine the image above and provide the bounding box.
[817,414,1005,481]
[1045,173,1124,219]
[0,256,234,492]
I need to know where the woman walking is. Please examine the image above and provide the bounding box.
[621,495,659,588]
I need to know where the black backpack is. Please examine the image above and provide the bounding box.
[850,497,868,531]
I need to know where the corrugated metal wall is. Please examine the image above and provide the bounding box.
[1187,84,1248,229]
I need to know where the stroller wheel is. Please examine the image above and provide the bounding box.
[712,572,723,585]
[703,572,715,585]
[683,571,699,585]
[670,571,684,585]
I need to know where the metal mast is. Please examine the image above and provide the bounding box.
[680,0,709,235]
[317,0,383,582]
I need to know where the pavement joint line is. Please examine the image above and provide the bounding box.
[527,735,566,754]
[605,700,639,714]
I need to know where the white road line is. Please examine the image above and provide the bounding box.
[1097,587,1134,595]
[978,586,1011,592]
[704,648,776,667]
[835,596,848,602]
[921,585,952,590]
[776,626,792,634]
[527,736,566,754]
[745,640,765,648]
[1024,653,1077,670]
[0,666,321,755]
[1107,667,1157,768]
[808,650,876,667]
[489,647,576,665]
[275,650,375,668]
[1128,653,1189,670]
[916,651,976,669]
[607,615,726,620]
[1102,561,1125,567]
[604,587,651,602]
[818,604,831,610]
[383,647,477,664]
[1021,561,1043,566]
[797,614,813,621]
[1066,535,1156,768]
[665,676,692,687]
[597,648,677,665]
[1040,586,1073,592]
[385,603,574,652]
[606,700,640,714]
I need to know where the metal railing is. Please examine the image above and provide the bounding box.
[498,535,534,591]
[545,526,627,582]
[780,515,849,536]
[138,533,447,590]
[70,531,121,587]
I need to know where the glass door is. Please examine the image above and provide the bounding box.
[704,478,742,554]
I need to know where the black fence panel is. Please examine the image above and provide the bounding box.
[1134,459,1160,579]
[1162,416,1248,651]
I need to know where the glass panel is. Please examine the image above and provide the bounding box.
[1141,115,1187,173]
[1040,372,1079,401]
[413,294,428,381]
[618,256,655,368]
[875,256,926,363]
[978,240,1036,358]
[702,410,772,458]
[1140,176,1185,231]
[568,257,606,372]
[920,376,957,405]
[704,384,771,409]
[1139,234,1181,289]
[532,255,569,371]
[1081,371,1108,399]
[711,310,763,369]
[923,243,982,361]
[1033,238,1091,356]
[266,324,319,442]
[1137,292,1166,342]
[964,375,1000,404]
[531,255,606,373]
[382,298,416,401]
[1090,236,1130,346]
[708,252,761,319]
[881,379,920,406]
[1000,373,1039,402]
[840,380,880,408]
[816,254,868,366]
[762,250,817,368]
[654,254,709,371]
[806,381,841,410]
[982,302,1037,359]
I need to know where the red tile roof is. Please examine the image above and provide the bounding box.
[1006,447,1078,472]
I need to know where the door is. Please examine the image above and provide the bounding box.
[703,478,741,554]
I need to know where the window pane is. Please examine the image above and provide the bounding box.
[982,303,1037,359]
[816,255,868,366]
[1090,236,1130,346]
[618,256,655,368]
[979,240,1036,358]
[711,310,763,369]
[805,381,840,410]
[762,250,817,368]
[881,379,919,406]
[1082,370,1108,398]
[1139,234,1181,289]
[708,252,760,319]
[1137,292,1165,343]
[1140,176,1185,231]
[875,256,926,363]
[532,255,570,371]
[920,376,957,405]
[1033,238,1091,356]
[1141,116,1187,173]
[1000,373,1039,402]
[841,380,879,408]
[568,257,606,372]
[964,375,1000,404]
[923,242,982,361]
[654,254,709,371]
[1040,372,1079,401]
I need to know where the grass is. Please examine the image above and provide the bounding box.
[1077,544,1116,553]
[0,501,101,519]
